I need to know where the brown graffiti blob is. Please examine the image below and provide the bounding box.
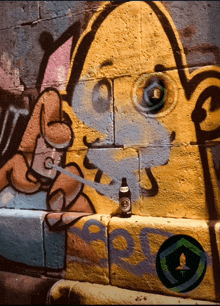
[0,87,95,214]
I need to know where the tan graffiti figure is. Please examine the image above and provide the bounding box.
[0,82,95,214]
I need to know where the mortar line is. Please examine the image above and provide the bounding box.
[64,62,220,85]
[0,7,100,31]
[112,78,116,146]
[107,217,112,286]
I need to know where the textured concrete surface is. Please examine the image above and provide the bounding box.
[0,271,218,305]
[0,209,46,267]
[0,209,66,270]
[48,280,220,305]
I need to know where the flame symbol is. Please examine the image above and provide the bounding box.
[176,252,190,275]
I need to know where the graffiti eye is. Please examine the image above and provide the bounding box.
[92,79,111,113]
[133,73,177,117]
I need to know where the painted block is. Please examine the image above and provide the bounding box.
[71,79,114,148]
[139,143,220,220]
[44,214,66,270]
[0,186,47,210]
[44,211,92,270]
[0,209,46,267]
[65,214,110,284]
[109,215,219,302]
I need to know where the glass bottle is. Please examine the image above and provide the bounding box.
[119,177,132,218]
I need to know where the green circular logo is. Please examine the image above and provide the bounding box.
[156,235,207,293]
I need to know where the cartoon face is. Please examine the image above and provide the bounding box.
[66,1,220,218]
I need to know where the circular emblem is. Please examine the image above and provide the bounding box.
[156,235,207,293]
[133,72,177,117]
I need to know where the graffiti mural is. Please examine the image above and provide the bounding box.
[0,1,220,302]
[63,0,220,220]
[0,1,219,219]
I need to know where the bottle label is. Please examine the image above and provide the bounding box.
[120,186,129,192]
[119,197,131,212]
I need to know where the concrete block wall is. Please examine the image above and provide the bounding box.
[0,1,220,303]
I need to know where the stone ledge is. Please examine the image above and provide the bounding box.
[109,215,220,302]
[48,279,220,305]
[0,210,219,302]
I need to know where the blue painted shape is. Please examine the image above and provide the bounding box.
[0,209,45,267]
[109,226,212,277]
[0,187,47,210]
[87,148,139,202]
[72,80,114,146]
[44,218,66,269]
[70,218,108,268]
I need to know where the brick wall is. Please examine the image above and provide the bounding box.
[0,1,220,303]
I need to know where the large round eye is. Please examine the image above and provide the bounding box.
[133,72,177,117]
[92,79,111,113]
